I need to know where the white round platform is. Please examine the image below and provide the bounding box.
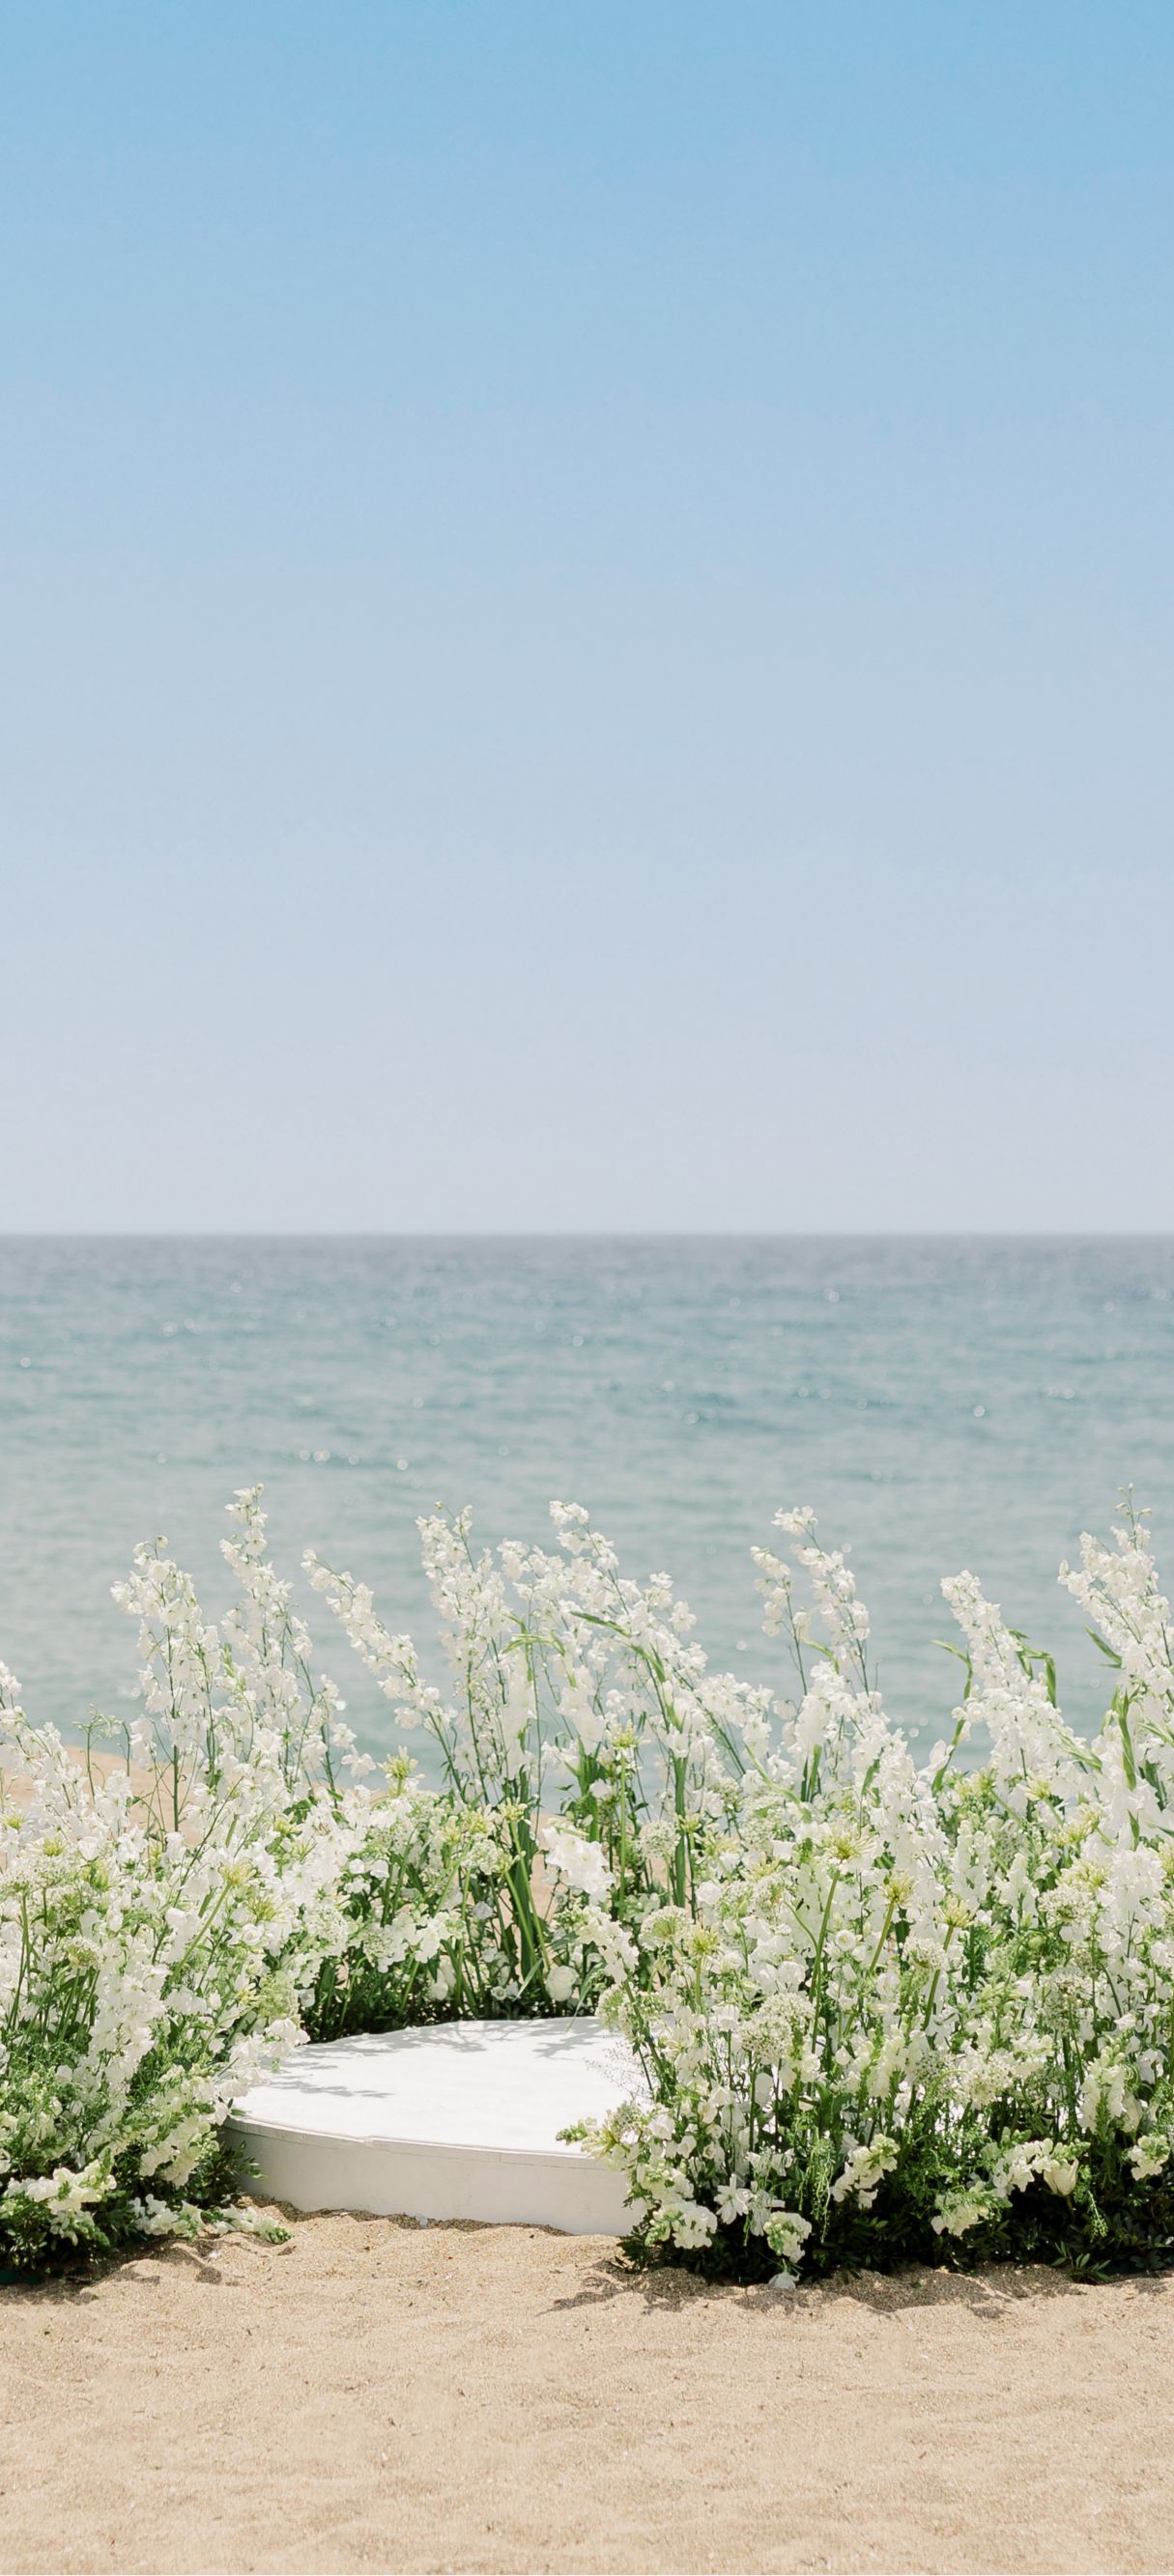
[229,2016,642,2234]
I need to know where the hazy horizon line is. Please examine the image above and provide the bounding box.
[5,1230,1174,1248]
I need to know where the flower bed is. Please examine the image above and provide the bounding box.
[4,1489,1174,2281]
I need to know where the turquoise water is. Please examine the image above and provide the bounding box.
[3,1236,1174,1757]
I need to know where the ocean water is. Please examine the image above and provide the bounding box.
[3,1235,1174,1760]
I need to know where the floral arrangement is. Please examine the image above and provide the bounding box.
[0,1498,358,2267]
[576,1507,1174,2279]
[5,1486,1174,2284]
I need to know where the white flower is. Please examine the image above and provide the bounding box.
[830,2137,899,2210]
[764,2210,812,2266]
[540,1825,613,1904]
[1129,2134,1170,2182]
[931,2189,991,2240]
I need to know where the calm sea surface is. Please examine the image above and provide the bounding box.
[3,1236,1174,1758]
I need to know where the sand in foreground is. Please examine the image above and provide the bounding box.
[1,2210,1170,2576]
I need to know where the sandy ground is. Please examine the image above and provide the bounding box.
[2,2213,1172,2576]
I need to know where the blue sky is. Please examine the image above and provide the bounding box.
[3,3,1172,1229]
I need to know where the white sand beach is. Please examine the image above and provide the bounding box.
[3,2210,1173,2575]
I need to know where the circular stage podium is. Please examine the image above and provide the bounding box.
[230,2015,642,2234]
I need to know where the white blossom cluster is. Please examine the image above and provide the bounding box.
[0,1490,371,2265]
[572,1504,1174,2279]
[3,1483,759,2261]
[9,1486,1174,2282]
[305,1497,778,2019]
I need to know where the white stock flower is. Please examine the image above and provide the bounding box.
[540,1824,613,1903]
